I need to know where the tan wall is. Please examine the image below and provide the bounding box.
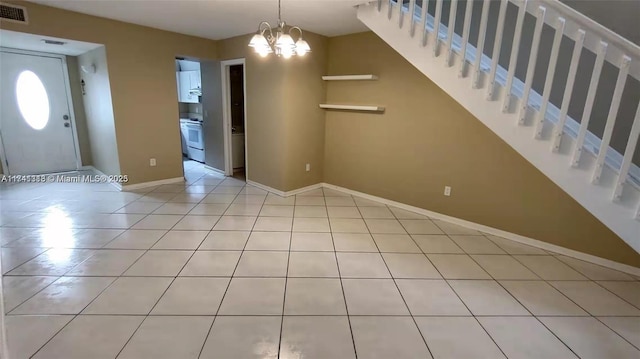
[281,33,328,191]
[66,56,92,166]
[218,32,327,191]
[77,46,120,175]
[1,1,217,184]
[324,32,640,267]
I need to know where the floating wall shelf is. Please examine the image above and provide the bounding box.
[319,104,385,112]
[322,75,378,81]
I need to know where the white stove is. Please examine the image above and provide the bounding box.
[180,118,204,162]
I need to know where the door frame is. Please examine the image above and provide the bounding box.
[0,47,83,175]
[220,58,248,178]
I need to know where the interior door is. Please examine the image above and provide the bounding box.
[0,51,77,175]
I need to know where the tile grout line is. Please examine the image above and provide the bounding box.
[506,254,640,351]
[460,241,584,358]
[276,203,293,359]
[111,168,220,357]
[389,210,513,359]
[327,190,359,359]
[504,245,640,344]
[23,168,218,358]
[358,202,435,359]
[3,170,639,357]
[197,181,267,359]
[114,168,227,358]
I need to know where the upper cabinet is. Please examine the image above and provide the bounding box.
[177,70,201,103]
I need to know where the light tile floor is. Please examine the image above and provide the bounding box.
[1,162,639,358]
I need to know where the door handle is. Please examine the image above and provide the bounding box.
[64,123,70,128]
[63,115,69,120]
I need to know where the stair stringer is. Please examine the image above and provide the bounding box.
[357,2,640,252]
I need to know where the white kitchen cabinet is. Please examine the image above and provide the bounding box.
[190,71,201,90]
[177,70,201,103]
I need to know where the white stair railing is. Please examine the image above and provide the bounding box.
[364,0,640,250]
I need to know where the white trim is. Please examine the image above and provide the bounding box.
[246,180,323,198]
[246,180,287,197]
[322,182,640,276]
[204,164,225,176]
[220,58,247,178]
[286,183,324,197]
[322,75,378,81]
[61,54,83,169]
[237,172,640,274]
[82,165,122,191]
[0,47,84,173]
[243,178,639,275]
[319,104,385,112]
[120,176,184,191]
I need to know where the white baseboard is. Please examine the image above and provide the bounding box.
[81,166,122,191]
[246,180,323,198]
[217,178,640,275]
[321,183,640,276]
[204,165,225,176]
[120,177,185,191]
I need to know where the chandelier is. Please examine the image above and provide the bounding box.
[248,0,311,58]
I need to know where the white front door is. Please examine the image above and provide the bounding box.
[0,51,78,175]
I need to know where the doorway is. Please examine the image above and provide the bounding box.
[0,50,80,174]
[221,59,247,180]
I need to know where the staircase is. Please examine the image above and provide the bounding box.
[357,0,640,252]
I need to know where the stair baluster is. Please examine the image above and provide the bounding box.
[433,0,443,56]
[503,0,529,113]
[446,0,459,66]
[518,6,546,125]
[472,0,490,88]
[613,105,640,200]
[592,56,632,184]
[552,29,585,153]
[398,0,405,27]
[421,0,430,46]
[409,0,417,37]
[571,41,608,167]
[487,0,508,100]
[535,17,566,139]
[458,0,473,77]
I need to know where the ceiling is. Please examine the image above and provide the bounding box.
[0,29,102,55]
[30,0,371,40]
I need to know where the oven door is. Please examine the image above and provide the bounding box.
[184,123,204,150]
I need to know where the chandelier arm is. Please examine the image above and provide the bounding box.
[258,21,275,44]
[288,26,303,41]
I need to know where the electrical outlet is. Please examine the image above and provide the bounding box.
[444,186,451,196]
[305,163,311,172]
[150,158,157,167]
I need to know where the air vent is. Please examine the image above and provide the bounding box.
[42,39,66,45]
[0,3,28,24]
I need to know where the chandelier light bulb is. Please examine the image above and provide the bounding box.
[295,38,311,56]
[249,33,269,48]
[275,34,295,49]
